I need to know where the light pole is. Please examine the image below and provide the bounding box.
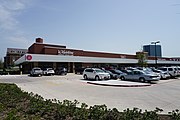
[151,41,160,68]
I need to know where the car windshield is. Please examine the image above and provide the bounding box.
[47,68,53,70]
[106,70,112,74]
[127,71,133,75]
[145,68,153,72]
[154,70,160,73]
[143,70,151,74]
[34,68,41,71]
[158,68,167,71]
[115,70,123,73]
[95,69,104,73]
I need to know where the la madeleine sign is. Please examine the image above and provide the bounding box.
[58,50,74,56]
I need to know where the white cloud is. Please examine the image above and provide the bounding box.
[0,0,31,30]
[0,0,32,59]
[3,0,26,11]
[8,35,29,45]
[0,0,32,44]
[0,5,17,30]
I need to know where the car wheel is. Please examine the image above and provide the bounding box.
[120,76,125,80]
[139,77,145,82]
[84,75,88,80]
[95,76,99,81]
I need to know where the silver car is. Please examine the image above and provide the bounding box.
[120,70,160,82]
[30,67,43,77]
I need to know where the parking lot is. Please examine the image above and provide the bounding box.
[0,74,180,114]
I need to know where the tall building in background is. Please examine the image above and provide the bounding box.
[143,45,162,57]
[4,48,27,68]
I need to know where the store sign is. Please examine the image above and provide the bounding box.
[158,58,166,61]
[170,58,180,61]
[26,55,32,60]
[58,50,74,56]
[158,58,180,61]
[120,55,126,58]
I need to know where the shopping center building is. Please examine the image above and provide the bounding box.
[15,38,180,73]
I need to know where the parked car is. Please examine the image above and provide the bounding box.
[0,69,8,75]
[176,66,180,76]
[75,67,85,74]
[151,68,170,79]
[55,67,67,75]
[141,68,162,79]
[120,69,129,74]
[30,67,43,77]
[126,67,138,71]
[103,70,119,79]
[171,66,180,76]
[120,70,160,82]
[108,69,127,80]
[158,67,177,78]
[83,68,110,80]
[43,68,55,76]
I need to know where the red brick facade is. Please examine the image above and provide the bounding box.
[28,38,137,60]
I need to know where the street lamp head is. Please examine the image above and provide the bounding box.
[151,42,155,44]
[156,41,160,43]
[151,41,160,44]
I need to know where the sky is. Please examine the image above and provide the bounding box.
[0,0,180,60]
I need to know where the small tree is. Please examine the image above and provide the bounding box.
[136,52,148,67]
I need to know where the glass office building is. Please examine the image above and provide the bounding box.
[143,45,162,57]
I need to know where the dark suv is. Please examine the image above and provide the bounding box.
[55,67,67,75]
[75,67,85,74]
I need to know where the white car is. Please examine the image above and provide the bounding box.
[176,66,180,76]
[43,68,55,75]
[83,68,110,80]
[158,67,178,78]
[151,68,170,79]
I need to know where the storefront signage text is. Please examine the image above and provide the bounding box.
[158,58,180,61]
[120,55,126,58]
[58,50,74,56]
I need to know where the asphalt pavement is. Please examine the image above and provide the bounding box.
[0,74,180,114]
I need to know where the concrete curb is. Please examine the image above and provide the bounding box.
[87,81,151,87]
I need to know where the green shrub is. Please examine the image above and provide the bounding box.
[0,83,176,120]
[169,109,180,120]
[5,109,20,120]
